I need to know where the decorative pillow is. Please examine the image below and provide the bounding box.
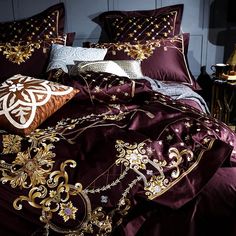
[70,60,129,77]
[0,36,67,83]
[89,33,200,90]
[0,3,65,43]
[0,74,79,136]
[46,44,108,73]
[98,4,183,42]
[70,60,144,78]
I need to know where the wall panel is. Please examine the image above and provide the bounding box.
[0,0,14,21]
[63,0,108,41]
[188,35,203,76]
[13,0,59,19]
[110,0,156,10]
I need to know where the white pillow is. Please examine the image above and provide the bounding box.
[69,60,129,77]
[70,60,144,79]
[47,44,108,73]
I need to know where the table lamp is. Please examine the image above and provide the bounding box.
[227,44,236,71]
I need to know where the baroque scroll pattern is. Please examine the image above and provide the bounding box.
[0,97,219,235]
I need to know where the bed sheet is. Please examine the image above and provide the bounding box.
[0,70,236,235]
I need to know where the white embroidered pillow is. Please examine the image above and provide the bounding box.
[46,44,108,73]
[0,74,79,136]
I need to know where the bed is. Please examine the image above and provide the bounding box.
[0,3,236,236]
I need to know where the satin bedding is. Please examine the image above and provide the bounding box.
[0,70,236,236]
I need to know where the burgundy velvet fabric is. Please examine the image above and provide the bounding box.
[0,70,236,235]
[98,4,184,42]
[89,34,200,90]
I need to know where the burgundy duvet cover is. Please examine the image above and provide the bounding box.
[0,70,236,236]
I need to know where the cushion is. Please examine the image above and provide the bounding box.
[0,3,65,43]
[46,44,108,73]
[70,60,129,77]
[70,60,144,78]
[0,74,79,136]
[0,36,67,83]
[89,33,200,90]
[98,4,183,42]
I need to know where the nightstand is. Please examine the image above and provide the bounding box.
[211,79,236,130]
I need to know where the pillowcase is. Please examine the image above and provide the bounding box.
[0,3,65,42]
[98,4,183,42]
[70,60,129,77]
[70,60,144,78]
[0,74,79,136]
[0,36,67,83]
[46,44,108,73]
[89,33,199,90]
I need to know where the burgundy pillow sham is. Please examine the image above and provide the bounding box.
[99,4,184,42]
[0,3,65,43]
[0,36,67,83]
[89,33,199,90]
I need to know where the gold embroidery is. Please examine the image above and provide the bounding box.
[115,139,197,200]
[0,102,218,235]
[0,37,65,64]
[2,134,22,154]
[59,201,78,222]
[94,35,184,61]
[0,42,39,64]
[0,143,55,188]
[115,140,149,169]
[111,11,178,41]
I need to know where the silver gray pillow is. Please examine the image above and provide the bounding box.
[70,60,144,79]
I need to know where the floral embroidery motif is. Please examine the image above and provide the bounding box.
[93,34,184,61]
[0,75,74,129]
[0,42,40,64]
[0,143,55,188]
[115,140,195,199]
[115,140,149,169]
[2,134,22,154]
[0,37,65,64]
[59,201,78,222]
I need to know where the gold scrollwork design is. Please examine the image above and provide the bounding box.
[0,143,55,188]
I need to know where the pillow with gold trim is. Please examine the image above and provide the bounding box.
[89,33,200,90]
[0,74,79,136]
[0,36,68,83]
[0,3,65,43]
[98,4,183,42]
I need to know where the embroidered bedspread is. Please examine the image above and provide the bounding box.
[0,71,236,235]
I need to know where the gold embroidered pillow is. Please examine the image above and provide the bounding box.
[0,3,65,43]
[89,33,200,90]
[0,36,67,83]
[0,74,79,136]
[98,4,183,42]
